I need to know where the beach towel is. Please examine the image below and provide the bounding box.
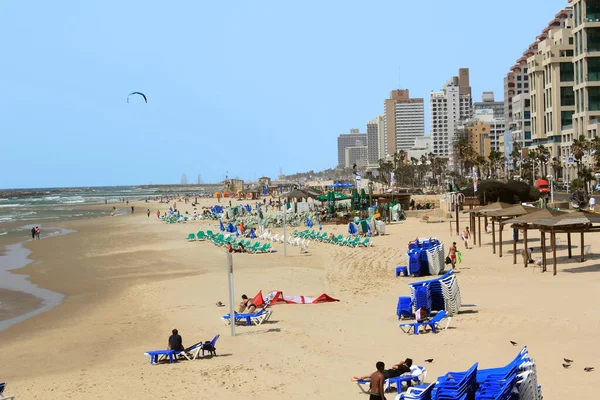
[252,290,339,307]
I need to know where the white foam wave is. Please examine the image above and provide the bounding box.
[43,196,60,201]
[0,204,24,208]
[0,231,7,235]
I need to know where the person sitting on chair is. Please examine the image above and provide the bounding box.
[238,294,256,313]
[415,306,429,323]
[168,328,184,352]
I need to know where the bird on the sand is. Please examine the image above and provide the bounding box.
[510,341,517,346]
[562,363,571,369]
[584,367,594,372]
[564,358,573,363]
[425,359,434,363]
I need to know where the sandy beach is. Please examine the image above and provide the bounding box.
[1,198,599,399]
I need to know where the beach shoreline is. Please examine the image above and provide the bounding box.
[0,198,599,399]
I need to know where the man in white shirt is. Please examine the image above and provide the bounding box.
[590,196,596,211]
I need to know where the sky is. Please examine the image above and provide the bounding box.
[0,0,569,188]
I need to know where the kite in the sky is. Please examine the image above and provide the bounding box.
[127,92,147,103]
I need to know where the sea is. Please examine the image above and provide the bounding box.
[0,184,219,332]
[0,185,219,241]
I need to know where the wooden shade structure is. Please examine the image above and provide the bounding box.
[485,205,540,257]
[500,209,569,267]
[525,212,600,275]
[465,202,514,248]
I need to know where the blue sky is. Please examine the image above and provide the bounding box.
[0,0,568,188]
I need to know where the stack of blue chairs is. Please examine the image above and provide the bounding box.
[408,270,461,316]
[395,347,542,400]
[396,296,413,319]
[413,286,432,315]
[432,362,478,399]
[406,238,444,277]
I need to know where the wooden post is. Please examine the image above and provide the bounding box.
[473,213,477,246]
[552,231,557,276]
[581,231,585,262]
[542,231,547,272]
[478,215,482,247]
[523,228,528,267]
[513,227,517,265]
[492,219,496,254]
[499,220,503,257]
[455,202,460,236]
[567,232,572,259]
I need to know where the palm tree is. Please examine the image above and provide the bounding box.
[572,135,589,176]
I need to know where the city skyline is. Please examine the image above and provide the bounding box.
[0,0,569,188]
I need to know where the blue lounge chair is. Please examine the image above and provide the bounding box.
[397,381,435,399]
[221,307,272,326]
[144,349,177,365]
[0,382,15,400]
[399,310,451,335]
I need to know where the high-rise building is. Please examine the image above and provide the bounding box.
[384,90,425,155]
[572,0,600,141]
[527,6,574,180]
[345,146,369,169]
[474,92,505,119]
[473,109,506,152]
[337,129,367,168]
[366,118,380,165]
[511,93,533,150]
[431,68,473,169]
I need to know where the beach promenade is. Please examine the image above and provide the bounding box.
[0,199,598,399]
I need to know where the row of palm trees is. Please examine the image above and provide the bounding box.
[454,139,507,180]
[373,151,448,188]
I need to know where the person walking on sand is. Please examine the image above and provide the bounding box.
[462,227,470,249]
[449,242,457,269]
[359,362,386,400]
[35,226,40,240]
[147,209,151,218]
[31,227,36,240]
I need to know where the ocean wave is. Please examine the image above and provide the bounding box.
[0,231,7,235]
[43,196,60,201]
[0,217,13,222]
[0,198,8,201]
[0,204,24,208]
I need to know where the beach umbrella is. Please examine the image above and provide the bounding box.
[219,219,225,231]
[245,204,252,212]
[306,218,313,228]
[360,188,368,209]
[316,192,352,201]
[226,222,236,233]
[352,188,360,210]
[328,191,335,214]
[348,222,358,235]
[250,228,256,239]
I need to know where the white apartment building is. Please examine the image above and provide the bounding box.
[431,68,473,170]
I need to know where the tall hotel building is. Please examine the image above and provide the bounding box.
[383,90,425,156]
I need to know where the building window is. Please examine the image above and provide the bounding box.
[560,62,574,82]
[561,87,575,107]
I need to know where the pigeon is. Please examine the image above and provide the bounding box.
[510,341,518,346]
[562,363,571,369]
[564,358,573,363]
[425,359,434,363]
[584,367,594,372]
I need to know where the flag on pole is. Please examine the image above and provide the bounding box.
[355,171,361,189]
[472,166,478,193]
[390,172,395,188]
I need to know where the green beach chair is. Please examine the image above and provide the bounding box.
[196,231,206,241]
[186,233,196,241]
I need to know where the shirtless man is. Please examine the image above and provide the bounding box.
[352,358,413,382]
[449,242,457,269]
[364,362,386,400]
[462,227,470,249]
